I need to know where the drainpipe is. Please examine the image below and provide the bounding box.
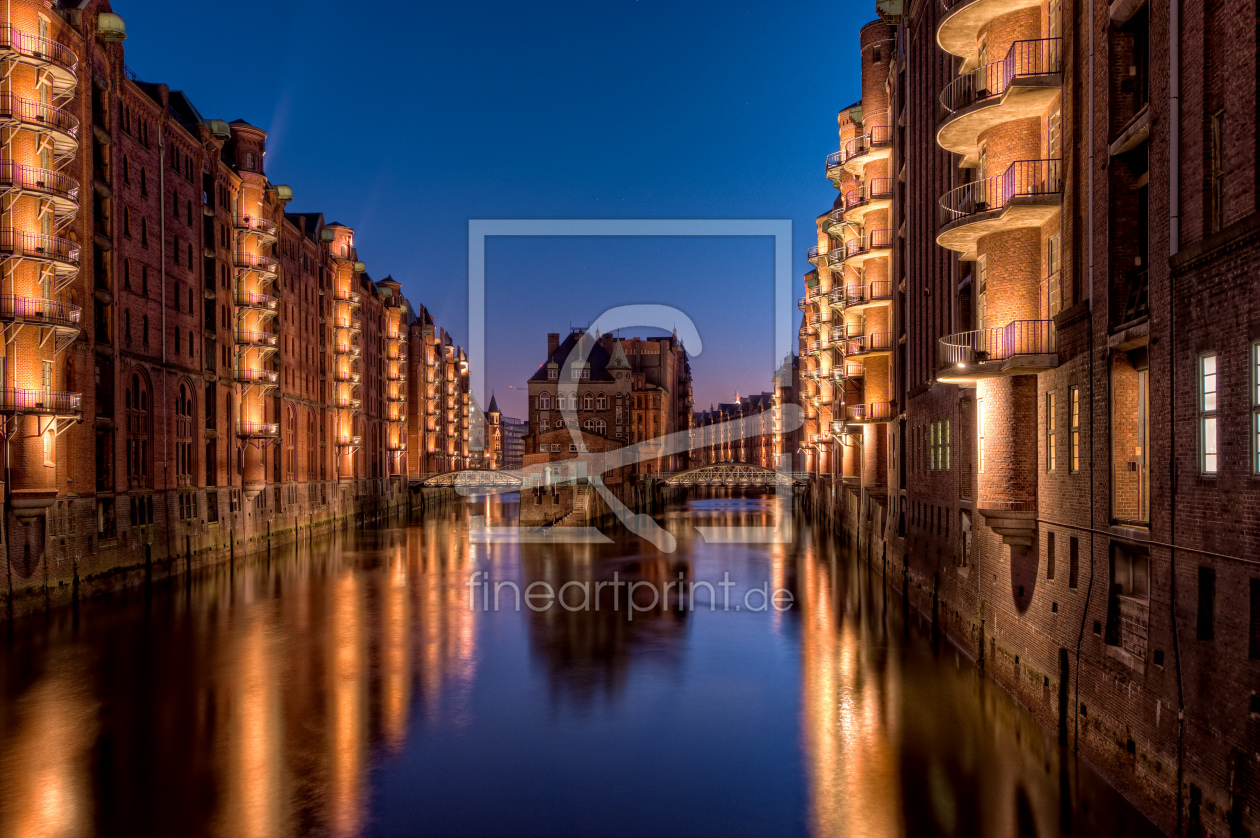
[1168,6,1185,833]
[158,119,169,560]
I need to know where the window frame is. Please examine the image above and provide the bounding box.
[1199,353,1218,474]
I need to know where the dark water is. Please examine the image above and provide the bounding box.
[0,495,1162,838]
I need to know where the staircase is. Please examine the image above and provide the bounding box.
[555,484,592,527]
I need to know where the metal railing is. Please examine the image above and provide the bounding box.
[0,388,80,414]
[845,177,894,210]
[841,125,893,166]
[976,498,1038,512]
[0,294,80,328]
[0,25,78,75]
[844,332,894,356]
[235,368,278,385]
[938,159,1062,229]
[824,149,845,172]
[839,229,893,262]
[234,328,277,347]
[333,289,362,305]
[0,94,78,138]
[237,421,279,437]
[234,216,278,237]
[333,371,361,383]
[233,251,278,272]
[830,322,863,342]
[940,39,1062,114]
[0,228,79,266]
[234,291,276,310]
[938,319,1057,367]
[824,209,846,229]
[335,344,362,356]
[847,402,895,422]
[0,161,78,202]
[832,363,865,380]
[807,245,822,262]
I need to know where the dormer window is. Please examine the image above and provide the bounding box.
[547,368,557,380]
[245,152,255,171]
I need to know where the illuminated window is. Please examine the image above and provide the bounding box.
[1070,386,1081,472]
[1046,391,1057,472]
[977,397,985,473]
[1200,354,1218,473]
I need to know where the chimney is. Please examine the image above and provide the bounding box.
[547,333,559,354]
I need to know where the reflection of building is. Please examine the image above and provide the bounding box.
[807,0,1260,834]
[691,393,777,468]
[0,2,473,616]
[500,416,528,470]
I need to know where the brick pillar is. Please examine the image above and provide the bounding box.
[976,374,1039,506]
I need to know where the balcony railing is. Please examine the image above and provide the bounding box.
[807,245,826,265]
[939,319,1056,368]
[824,149,845,175]
[841,125,893,166]
[0,94,78,141]
[0,25,78,78]
[834,229,893,264]
[335,398,362,410]
[333,371,361,383]
[0,295,80,330]
[939,159,1062,230]
[336,436,363,447]
[234,328,277,347]
[333,317,362,333]
[843,332,894,356]
[234,216,278,238]
[235,368,278,386]
[233,252,278,273]
[850,279,894,306]
[334,343,361,356]
[844,178,894,210]
[832,363,865,380]
[830,323,862,341]
[333,289,362,307]
[0,388,80,415]
[847,402,896,423]
[234,291,277,310]
[940,39,1063,114]
[0,161,78,204]
[237,421,279,438]
[0,228,79,268]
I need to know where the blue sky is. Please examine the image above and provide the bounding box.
[118,0,864,417]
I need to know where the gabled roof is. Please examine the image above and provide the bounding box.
[528,331,615,382]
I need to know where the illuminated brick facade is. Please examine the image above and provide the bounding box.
[2,1,473,617]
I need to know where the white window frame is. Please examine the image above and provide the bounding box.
[1200,353,1218,474]
[1046,391,1057,472]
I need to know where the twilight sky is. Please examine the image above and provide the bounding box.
[118,0,864,418]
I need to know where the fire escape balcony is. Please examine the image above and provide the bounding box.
[235,368,278,387]
[832,363,865,381]
[832,229,893,269]
[0,94,78,161]
[821,209,848,237]
[937,159,1062,258]
[386,390,405,403]
[938,39,1063,161]
[333,288,362,309]
[233,251,279,276]
[937,319,1058,383]
[846,280,895,312]
[335,397,362,411]
[0,162,78,223]
[334,316,362,335]
[938,0,1047,72]
[0,294,80,337]
[0,387,80,417]
[841,332,894,358]
[845,402,896,424]
[234,328,277,349]
[236,421,279,439]
[830,322,863,342]
[842,178,893,224]
[334,343,362,358]
[333,370,361,384]
[839,125,893,175]
[386,440,406,451]
[235,291,277,312]
[336,436,363,448]
[234,215,278,243]
[824,150,846,187]
[0,25,78,98]
[806,245,827,266]
[0,229,79,281]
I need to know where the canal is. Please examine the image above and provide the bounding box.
[0,494,1162,837]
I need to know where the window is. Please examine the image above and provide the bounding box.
[1196,566,1215,641]
[539,419,548,432]
[1046,392,1057,472]
[596,394,607,410]
[1047,531,1056,580]
[1070,386,1081,472]
[1209,110,1224,233]
[126,373,152,489]
[547,368,557,380]
[1048,107,1062,160]
[1253,343,1260,473]
[539,393,550,410]
[583,394,594,410]
[1046,233,1062,315]
[1069,537,1079,588]
[976,256,988,330]
[1200,354,1218,473]
[977,397,985,473]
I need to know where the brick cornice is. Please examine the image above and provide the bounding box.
[1170,210,1260,274]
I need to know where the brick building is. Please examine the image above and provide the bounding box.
[805,0,1260,833]
[691,393,778,469]
[1,0,472,617]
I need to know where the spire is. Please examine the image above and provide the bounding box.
[487,392,500,415]
[607,339,631,370]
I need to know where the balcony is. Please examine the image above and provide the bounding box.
[939,39,1063,160]
[233,251,279,275]
[845,402,896,424]
[0,95,78,160]
[832,228,893,269]
[0,229,79,278]
[937,159,1062,258]
[829,323,862,342]
[938,0,1047,71]
[234,291,277,312]
[335,398,362,411]
[334,343,361,357]
[842,332,894,358]
[0,388,81,416]
[806,245,826,266]
[386,441,407,452]
[842,178,893,224]
[832,363,865,381]
[235,368,278,387]
[386,391,405,403]
[237,421,279,439]
[0,295,80,333]
[0,25,78,96]
[846,280,895,312]
[937,319,1057,382]
[822,208,848,236]
[336,436,363,448]
[334,317,362,334]
[234,328,277,349]
[334,288,362,309]
[333,370,361,384]
[0,161,79,219]
[824,150,847,186]
[839,125,893,174]
[234,215,278,243]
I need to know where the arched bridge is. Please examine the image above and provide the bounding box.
[417,469,523,490]
[660,463,808,488]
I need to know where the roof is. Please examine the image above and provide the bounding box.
[528,331,615,382]
[487,394,500,414]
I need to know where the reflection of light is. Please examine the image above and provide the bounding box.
[0,654,95,837]
[225,610,283,838]
[383,546,410,752]
[330,572,364,838]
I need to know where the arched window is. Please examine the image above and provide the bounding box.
[307,410,317,480]
[175,383,194,487]
[539,393,550,410]
[285,405,297,480]
[126,372,152,489]
[596,419,607,435]
[596,394,607,410]
[122,259,131,289]
[583,394,594,410]
[555,419,564,429]
[539,419,549,432]
[583,419,595,431]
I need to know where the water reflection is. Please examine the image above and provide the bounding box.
[0,496,1161,837]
